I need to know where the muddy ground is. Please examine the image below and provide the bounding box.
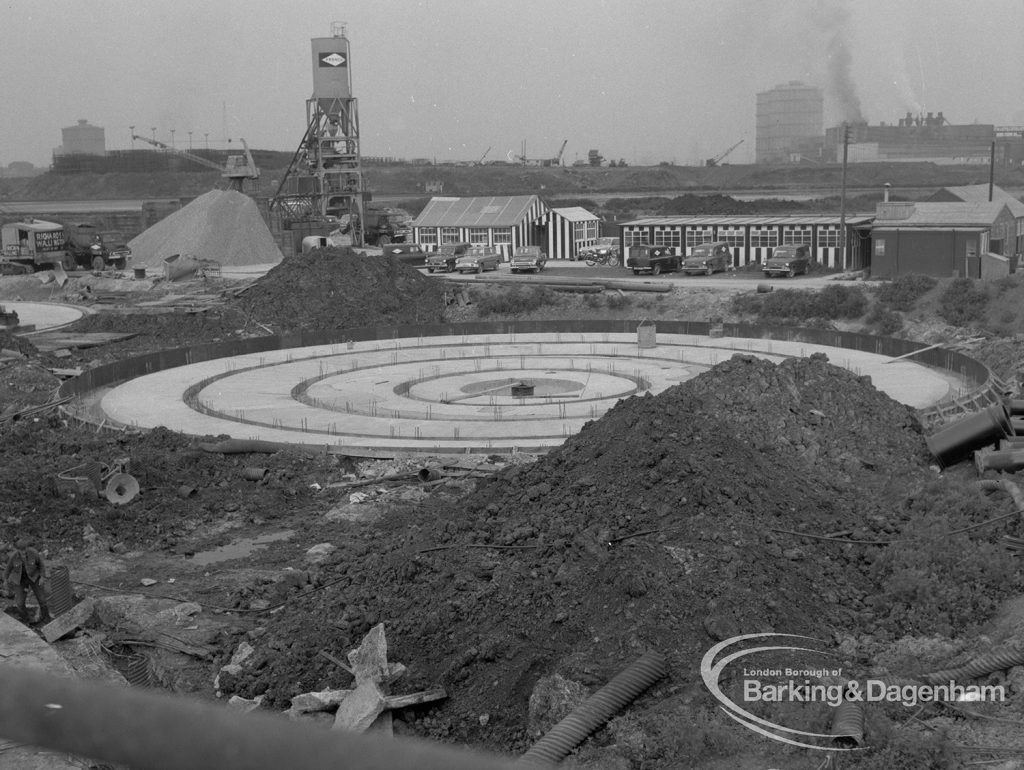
[4,256,1024,769]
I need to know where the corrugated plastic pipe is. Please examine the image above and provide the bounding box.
[829,699,865,747]
[518,651,667,766]
[920,646,1024,685]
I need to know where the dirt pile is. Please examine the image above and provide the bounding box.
[127,190,283,269]
[223,353,937,752]
[233,247,447,333]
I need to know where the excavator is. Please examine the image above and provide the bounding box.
[131,134,260,191]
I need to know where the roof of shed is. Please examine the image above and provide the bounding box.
[621,215,874,226]
[550,207,598,222]
[412,196,543,227]
[874,201,1010,226]
[929,184,1024,216]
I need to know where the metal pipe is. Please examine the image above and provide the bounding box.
[924,403,1011,467]
[921,646,1024,685]
[0,666,527,770]
[829,700,865,747]
[518,651,667,766]
[975,449,1024,474]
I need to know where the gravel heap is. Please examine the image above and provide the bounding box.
[128,189,283,269]
[223,353,936,752]
[232,247,447,333]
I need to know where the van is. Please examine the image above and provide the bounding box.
[763,244,811,278]
[681,242,731,275]
[425,242,471,273]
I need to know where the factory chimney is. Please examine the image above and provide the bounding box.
[884,182,891,202]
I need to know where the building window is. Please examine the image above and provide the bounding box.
[817,225,841,248]
[418,228,438,246]
[782,225,812,245]
[469,227,489,245]
[750,226,779,248]
[492,228,512,245]
[440,227,461,244]
[653,228,682,248]
[717,226,745,248]
[574,220,599,242]
[624,229,647,247]
[686,227,714,248]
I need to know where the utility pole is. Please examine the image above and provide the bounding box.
[989,140,996,201]
[188,131,193,150]
[839,123,850,270]
[170,129,176,149]
[129,126,135,148]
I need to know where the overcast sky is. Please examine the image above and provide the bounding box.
[4,0,1023,167]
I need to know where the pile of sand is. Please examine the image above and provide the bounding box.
[128,189,283,269]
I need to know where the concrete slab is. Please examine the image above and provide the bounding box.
[3,302,86,333]
[95,332,966,456]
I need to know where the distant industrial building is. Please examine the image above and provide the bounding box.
[55,119,105,157]
[755,82,824,163]
[825,113,1024,165]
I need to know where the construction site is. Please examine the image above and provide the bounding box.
[7,22,1024,770]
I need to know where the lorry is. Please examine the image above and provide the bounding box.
[0,219,74,273]
[0,219,131,273]
[65,223,131,270]
[362,206,412,247]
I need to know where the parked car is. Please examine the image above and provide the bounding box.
[763,244,811,278]
[425,242,471,273]
[455,246,502,273]
[682,242,732,275]
[381,243,427,267]
[626,245,681,275]
[510,245,547,273]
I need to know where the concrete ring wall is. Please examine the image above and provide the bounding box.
[57,319,999,433]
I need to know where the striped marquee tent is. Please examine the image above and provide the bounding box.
[411,196,600,260]
[620,215,875,270]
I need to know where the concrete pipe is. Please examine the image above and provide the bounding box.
[417,467,442,482]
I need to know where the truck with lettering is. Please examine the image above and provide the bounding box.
[65,222,131,270]
[0,219,73,273]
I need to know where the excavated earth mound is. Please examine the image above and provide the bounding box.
[128,189,283,268]
[232,247,447,333]
[225,353,939,754]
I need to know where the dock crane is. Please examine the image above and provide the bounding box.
[705,139,744,167]
[131,134,260,191]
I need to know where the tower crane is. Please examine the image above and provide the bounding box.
[131,134,260,191]
[705,139,744,167]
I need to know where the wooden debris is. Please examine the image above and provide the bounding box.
[383,687,447,710]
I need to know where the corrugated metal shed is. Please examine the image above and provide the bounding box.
[412,196,542,228]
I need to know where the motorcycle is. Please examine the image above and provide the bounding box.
[584,249,621,268]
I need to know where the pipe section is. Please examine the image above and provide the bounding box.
[975,449,1024,474]
[518,651,667,766]
[829,700,865,747]
[0,666,525,770]
[921,646,1024,685]
[925,403,1011,467]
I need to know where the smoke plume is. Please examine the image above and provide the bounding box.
[813,0,865,123]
